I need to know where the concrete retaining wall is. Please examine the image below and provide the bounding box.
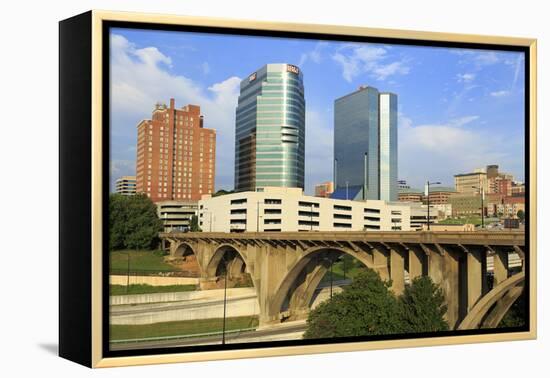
[110,287,259,325]
[110,275,199,287]
[110,287,255,306]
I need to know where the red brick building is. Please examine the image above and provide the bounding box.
[135,99,216,202]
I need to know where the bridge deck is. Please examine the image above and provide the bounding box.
[160,231,524,247]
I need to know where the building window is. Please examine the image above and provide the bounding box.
[334,204,352,211]
[334,213,352,219]
[298,220,319,226]
[334,222,352,228]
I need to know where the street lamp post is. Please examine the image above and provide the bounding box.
[345,181,349,200]
[221,254,228,345]
[472,185,485,229]
[426,180,441,230]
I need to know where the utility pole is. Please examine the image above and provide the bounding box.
[222,255,228,345]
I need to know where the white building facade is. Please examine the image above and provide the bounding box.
[198,187,411,233]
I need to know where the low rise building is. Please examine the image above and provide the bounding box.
[424,186,456,205]
[511,182,525,197]
[157,201,198,232]
[115,176,136,195]
[454,171,488,194]
[406,203,440,230]
[314,181,334,198]
[198,187,412,233]
[398,187,423,202]
[448,192,483,217]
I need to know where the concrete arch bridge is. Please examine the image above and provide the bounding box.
[160,231,525,329]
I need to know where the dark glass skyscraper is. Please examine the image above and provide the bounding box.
[234,64,305,192]
[333,86,398,201]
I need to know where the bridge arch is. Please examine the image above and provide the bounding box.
[172,241,196,258]
[170,241,204,275]
[457,272,525,330]
[205,244,249,280]
[269,246,375,321]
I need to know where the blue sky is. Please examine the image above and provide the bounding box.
[110,28,525,194]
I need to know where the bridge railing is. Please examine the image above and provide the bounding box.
[160,230,525,246]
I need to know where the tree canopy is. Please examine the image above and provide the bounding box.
[304,268,448,339]
[398,276,449,333]
[109,193,163,251]
[189,214,201,232]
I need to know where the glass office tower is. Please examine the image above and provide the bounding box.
[334,86,380,200]
[333,86,398,201]
[379,92,398,202]
[234,63,305,192]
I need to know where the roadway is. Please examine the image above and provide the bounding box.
[110,320,307,350]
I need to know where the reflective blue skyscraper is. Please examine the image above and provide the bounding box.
[235,64,305,192]
[334,86,380,200]
[333,86,397,201]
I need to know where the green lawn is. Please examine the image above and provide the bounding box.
[110,250,177,274]
[438,217,482,226]
[110,284,196,296]
[320,256,368,284]
[110,316,259,341]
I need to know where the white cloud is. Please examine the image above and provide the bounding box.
[298,42,327,66]
[490,90,511,97]
[110,34,241,190]
[452,49,501,67]
[332,44,409,82]
[398,114,519,187]
[456,73,476,83]
[475,51,500,66]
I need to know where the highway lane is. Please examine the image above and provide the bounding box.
[110,321,307,350]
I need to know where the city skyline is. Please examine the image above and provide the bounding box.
[109,28,526,194]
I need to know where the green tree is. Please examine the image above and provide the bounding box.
[517,209,525,222]
[303,269,402,339]
[303,268,449,339]
[109,193,163,251]
[212,189,234,197]
[398,276,449,333]
[189,214,201,232]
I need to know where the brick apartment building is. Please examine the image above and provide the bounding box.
[135,99,216,202]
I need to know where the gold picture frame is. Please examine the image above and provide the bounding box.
[59,9,537,368]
